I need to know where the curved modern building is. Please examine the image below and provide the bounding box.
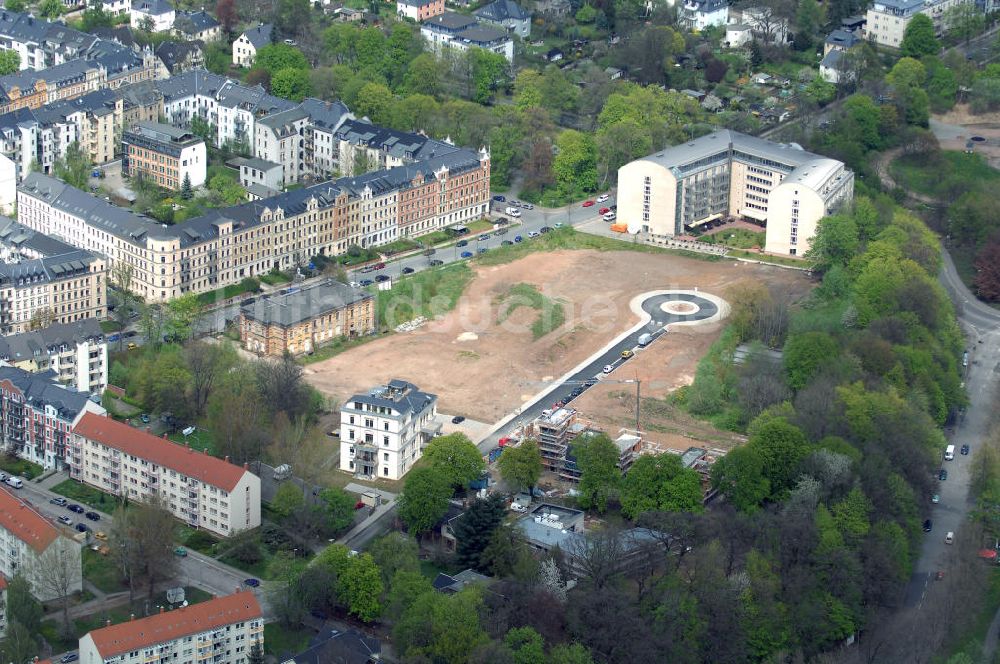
[617,130,854,256]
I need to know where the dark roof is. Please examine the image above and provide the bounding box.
[825,28,860,48]
[155,40,203,73]
[423,11,478,31]
[89,25,137,48]
[0,365,93,419]
[0,248,99,286]
[299,98,351,131]
[0,318,104,363]
[117,80,162,110]
[174,9,219,33]
[474,0,530,21]
[131,0,174,14]
[240,279,372,327]
[0,215,77,256]
[288,629,380,664]
[344,379,436,418]
[0,59,99,103]
[241,23,273,49]
[234,156,281,172]
[456,24,506,44]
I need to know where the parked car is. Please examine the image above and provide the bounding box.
[374,262,386,270]
[58,516,73,526]
[375,274,390,282]
[540,226,552,234]
[492,195,506,202]
[85,511,101,521]
[923,519,932,532]
[528,231,540,238]
[452,415,465,424]
[514,235,523,243]
[554,222,564,228]
[140,413,150,423]
[479,247,488,254]
[244,578,261,588]
[939,469,948,481]
[599,207,610,215]
[127,343,138,351]
[107,333,120,342]
[621,349,634,358]
[50,497,67,506]
[75,523,90,533]
[582,200,595,207]
[502,240,513,246]
[460,251,472,258]
[962,444,970,455]
[429,259,444,266]
[5,477,22,489]
[68,504,85,513]
[931,494,940,503]
[505,207,522,218]
[597,194,609,203]
[496,227,508,235]
[603,212,617,221]
[359,265,376,273]
[402,267,414,274]
[457,240,468,247]
[359,279,373,286]
[522,203,534,210]
[59,654,78,663]
[174,546,188,557]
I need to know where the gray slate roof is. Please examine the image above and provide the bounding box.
[174,10,219,33]
[423,11,478,31]
[474,0,530,21]
[155,40,203,73]
[457,24,506,44]
[825,28,860,48]
[241,23,273,49]
[344,379,436,418]
[0,216,77,257]
[0,318,104,363]
[0,364,93,418]
[131,0,174,15]
[240,279,372,327]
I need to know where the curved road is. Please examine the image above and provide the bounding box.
[477,292,720,452]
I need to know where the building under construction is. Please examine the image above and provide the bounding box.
[524,407,641,482]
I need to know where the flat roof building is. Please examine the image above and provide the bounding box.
[122,120,206,190]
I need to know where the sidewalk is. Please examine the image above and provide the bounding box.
[37,471,69,491]
[336,485,397,548]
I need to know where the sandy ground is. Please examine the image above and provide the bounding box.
[931,106,1000,168]
[304,249,812,449]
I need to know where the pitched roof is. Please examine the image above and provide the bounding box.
[87,592,262,658]
[474,0,530,21]
[241,23,273,48]
[0,365,95,420]
[72,412,254,492]
[131,0,174,15]
[241,279,372,327]
[287,629,381,664]
[0,318,104,364]
[174,9,219,33]
[0,485,60,553]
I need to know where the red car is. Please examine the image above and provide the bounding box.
[599,207,610,215]
[374,262,386,270]
[582,200,595,207]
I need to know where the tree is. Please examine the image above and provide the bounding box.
[181,173,193,200]
[553,129,598,194]
[165,292,202,341]
[109,497,177,602]
[184,341,234,415]
[37,0,62,17]
[4,0,25,11]
[469,48,508,104]
[387,569,433,620]
[404,53,445,97]
[784,331,839,390]
[54,141,91,188]
[273,0,310,40]
[944,2,984,44]
[711,445,770,512]
[574,434,621,513]
[453,494,507,570]
[255,355,315,422]
[498,440,543,492]
[5,573,41,634]
[550,644,595,664]
[31,539,82,636]
[398,467,452,534]
[505,627,546,664]
[423,432,485,488]
[354,82,395,125]
[394,587,489,663]
[215,0,238,34]
[271,481,305,517]
[27,307,55,331]
[0,620,37,664]
[900,14,939,58]
[271,68,313,102]
[267,550,305,625]
[0,49,18,76]
[975,237,1000,301]
[369,532,420,587]
[339,551,384,622]
[207,364,266,464]
[620,454,703,519]
[247,642,264,664]
[807,213,860,271]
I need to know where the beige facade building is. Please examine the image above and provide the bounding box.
[0,249,107,334]
[70,413,261,537]
[18,146,490,303]
[616,130,853,256]
[239,280,375,357]
[866,0,972,47]
[0,318,108,393]
[79,591,263,664]
[0,487,83,602]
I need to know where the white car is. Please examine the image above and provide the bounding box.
[505,207,522,217]
[602,364,614,374]
[597,194,609,203]
[528,231,540,238]
[603,212,616,221]
[554,222,563,228]
[58,516,73,526]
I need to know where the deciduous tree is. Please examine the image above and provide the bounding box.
[900,14,939,58]
[423,432,485,488]
[0,49,19,75]
[398,467,452,534]
[573,433,621,513]
[498,440,542,492]
[215,0,238,34]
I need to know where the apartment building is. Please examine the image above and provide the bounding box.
[0,487,82,601]
[336,119,454,177]
[474,0,532,38]
[339,379,439,480]
[0,318,108,393]
[70,413,261,537]
[865,0,971,47]
[254,107,309,187]
[0,107,76,181]
[0,364,105,469]
[18,143,490,302]
[131,0,176,32]
[616,130,854,256]
[0,9,97,70]
[118,80,163,129]
[34,88,123,165]
[78,591,263,664]
[0,58,105,114]
[0,574,7,638]
[173,10,221,42]
[234,157,282,196]
[301,98,352,179]
[123,121,206,190]
[420,12,515,61]
[396,0,446,21]
[232,23,272,67]
[679,0,728,30]
[239,279,375,357]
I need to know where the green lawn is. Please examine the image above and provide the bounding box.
[177,526,221,555]
[890,151,1000,200]
[476,226,722,267]
[260,271,293,286]
[466,219,495,233]
[218,550,273,579]
[167,427,221,457]
[933,568,1000,663]
[263,623,314,657]
[376,262,474,328]
[417,229,453,246]
[298,333,381,365]
[195,278,261,307]
[82,547,128,594]
[100,320,120,333]
[495,283,566,340]
[381,238,421,255]
[701,228,765,249]
[726,249,809,268]
[51,479,122,512]
[40,619,78,654]
[0,455,44,480]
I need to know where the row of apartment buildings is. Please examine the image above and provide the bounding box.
[0,317,107,393]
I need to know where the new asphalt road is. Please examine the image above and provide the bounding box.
[476,291,720,452]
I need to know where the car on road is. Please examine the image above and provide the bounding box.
[60,654,78,663]
[540,226,552,233]
[375,274,390,282]
[107,333,120,342]
[50,497,67,506]
[939,469,948,481]
[359,265,376,273]
[58,516,73,526]
[599,207,610,215]
[86,511,101,521]
[554,223,563,228]
[506,207,522,217]
[603,212,617,221]
[95,531,107,540]
[502,240,513,246]
[621,349,634,359]
[349,281,359,288]
[452,415,465,424]
[402,267,414,274]
[140,413,150,423]
[0,472,8,482]
[461,251,473,258]
[457,240,468,247]
[359,279,373,286]
[68,504,85,513]
[174,547,188,557]
[962,444,970,455]
[522,203,534,210]
[528,231,540,238]
[610,204,617,211]
[492,195,506,202]
[244,578,260,587]
[479,248,488,254]
[429,259,444,266]
[374,262,386,270]
[75,523,90,533]
[597,194,609,203]
[602,364,614,374]
[514,235,523,243]
[496,227,508,235]
[582,200,595,207]
[923,519,932,532]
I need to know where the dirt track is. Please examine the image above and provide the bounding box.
[304,249,812,447]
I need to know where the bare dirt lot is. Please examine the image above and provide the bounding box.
[305,249,812,450]
[932,106,1000,168]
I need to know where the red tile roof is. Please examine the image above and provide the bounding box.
[0,487,59,553]
[88,592,262,658]
[72,413,251,492]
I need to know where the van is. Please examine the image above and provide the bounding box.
[5,477,22,489]
[946,532,954,544]
[638,333,653,347]
[945,444,955,461]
